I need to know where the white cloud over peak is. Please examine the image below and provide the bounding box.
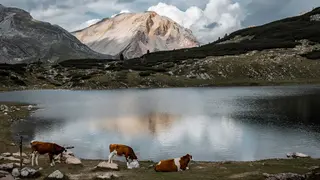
[111,9,131,18]
[148,0,244,44]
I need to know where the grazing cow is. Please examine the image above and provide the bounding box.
[30,140,72,166]
[154,154,192,172]
[108,144,139,169]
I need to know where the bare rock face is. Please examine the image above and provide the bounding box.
[72,11,199,59]
[0,4,113,64]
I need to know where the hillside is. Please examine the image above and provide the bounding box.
[72,11,199,59]
[0,4,113,64]
[0,7,320,90]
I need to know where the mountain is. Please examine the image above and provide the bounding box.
[1,7,320,90]
[0,4,112,64]
[72,11,200,59]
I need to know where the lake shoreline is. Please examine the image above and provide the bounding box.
[1,80,320,93]
[1,102,320,179]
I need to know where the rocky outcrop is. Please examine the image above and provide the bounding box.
[0,4,113,64]
[72,11,199,59]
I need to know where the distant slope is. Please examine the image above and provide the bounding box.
[72,11,199,59]
[0,4,113,64]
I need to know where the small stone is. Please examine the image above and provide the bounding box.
[20,170,28,177]
[95,172,120,179]
[1,153,11,157]
[27,105,33,110]
[3,157,20,162]
[20,167,39,178]
[11,168,20,177]
[12,153,27,157]
[22,159,30,164]
[309,166,319,170]
[0,163,14,171]
[47,170,64,179]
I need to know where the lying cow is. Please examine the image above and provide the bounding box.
[108,144,139,169]
[30,140,73,166]
[154,154,192,172]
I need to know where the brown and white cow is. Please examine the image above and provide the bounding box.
[108,144,139,169]
[30,140,73,166]
[154,154,192,172]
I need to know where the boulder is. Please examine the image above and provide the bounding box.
[65,157,81,165]
[0,163,14,171]
[94,162,119,171]
[95,172,120,179]
[43,170,69,180]
[20,167,40,178]
[11,168,20,177]
[0,170,14,180]
[263,172,305,180]
[0,105,9,112]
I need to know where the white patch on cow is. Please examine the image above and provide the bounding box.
[157,161,162,165]
[108,150,117,163]
[30,140,36,143]
[174,158,182,171]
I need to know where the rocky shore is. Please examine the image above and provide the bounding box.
[0,102,320,180]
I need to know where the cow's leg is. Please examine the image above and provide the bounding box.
[125,154,132,169]
[108,150,117,163]
[35,152,39,166]
[49,153,55,166]
[31,151,36,166]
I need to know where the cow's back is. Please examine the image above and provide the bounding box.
[154,159,177,172]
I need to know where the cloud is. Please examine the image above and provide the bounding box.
[148,0,244,44]
[71,19,101,32]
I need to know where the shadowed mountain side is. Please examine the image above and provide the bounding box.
[0,4,113,64]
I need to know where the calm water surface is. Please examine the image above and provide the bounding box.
[0,85,320,162]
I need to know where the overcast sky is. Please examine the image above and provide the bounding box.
[2,0,320,44]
